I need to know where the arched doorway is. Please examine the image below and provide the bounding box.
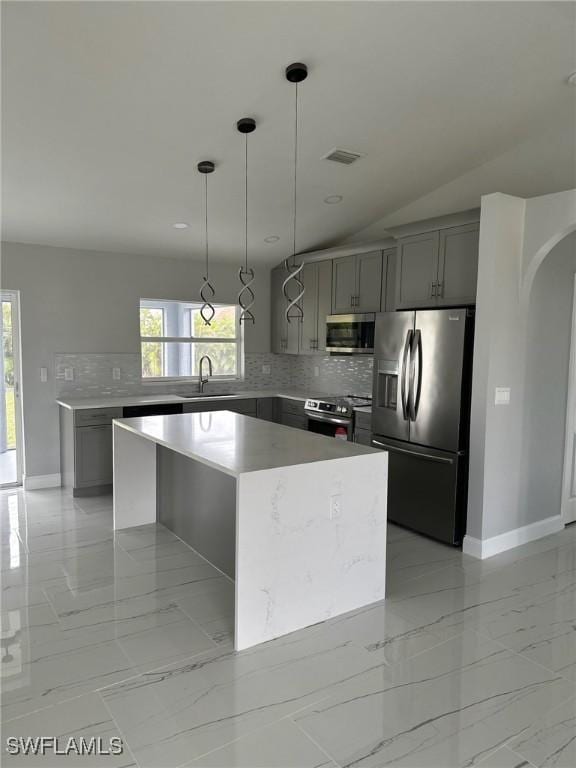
[521,231,576,526]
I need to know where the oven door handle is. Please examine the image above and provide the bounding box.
[306,413,351,427]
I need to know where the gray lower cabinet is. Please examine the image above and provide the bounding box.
[301,260,332,353]
[278,398,308,430]
[271,265,300,354]
[75,425,113,488]
[353,428,372,446]
[60,406,122,496]
[332,251,383,314]
[395,223,479,309]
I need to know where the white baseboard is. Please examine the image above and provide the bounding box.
[23,473,62,491]
[463,515,564,559]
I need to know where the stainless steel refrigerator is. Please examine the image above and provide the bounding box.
[371,308,475,545]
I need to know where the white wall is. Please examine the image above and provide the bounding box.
[466,190,576,554]
[345,124,575,242]
[0,241,271,479]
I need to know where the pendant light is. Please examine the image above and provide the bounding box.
[198,160,216,326]
[237,117,257,324]
[283,62,308,323]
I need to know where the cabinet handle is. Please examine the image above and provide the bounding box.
[431,282,437,298]
[437,282,444,298]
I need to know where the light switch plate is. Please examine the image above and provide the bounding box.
[64,367,74,381]
[40,367,48,383]
[112,367,121,380]
[495,387,511,405]
[261,364,271,375]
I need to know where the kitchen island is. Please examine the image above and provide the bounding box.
[113,410,388,650]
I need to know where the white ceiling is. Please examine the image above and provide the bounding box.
[2,1,575,265]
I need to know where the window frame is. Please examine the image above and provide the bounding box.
[139,298,243,382]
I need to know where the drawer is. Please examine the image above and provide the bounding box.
[74,408,123,427]
[280,398,305,416]
[354,410,372,430]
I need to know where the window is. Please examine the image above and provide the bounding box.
[139,299,242,380]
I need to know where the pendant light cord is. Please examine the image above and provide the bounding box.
[204,174,209,280]
[245,133,248,272]
[292,82,298,267]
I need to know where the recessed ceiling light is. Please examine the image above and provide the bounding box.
[568,72,576,86]
[264,235,280,243]
[324,195,343,205]
[172,222,189,229]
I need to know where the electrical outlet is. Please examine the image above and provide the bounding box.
[64,367,74,381]
[112,367,121,380]
[494,387,511,405]
[262,364,271,375]
[40,367,48,383]
[330,494,342,520]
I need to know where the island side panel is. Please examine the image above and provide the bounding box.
[157,445,237,579]
[113,424,157,529]
[235,452,388,651]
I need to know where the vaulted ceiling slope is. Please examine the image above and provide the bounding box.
[2,1,574,264]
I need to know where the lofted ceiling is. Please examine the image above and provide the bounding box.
[2,1,575,265]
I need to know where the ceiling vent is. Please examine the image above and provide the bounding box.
[322,147,363,165]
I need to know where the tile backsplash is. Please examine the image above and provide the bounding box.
[54,351,374,399]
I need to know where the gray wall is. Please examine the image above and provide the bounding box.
[0,241,271,478]
[520,232,576,524]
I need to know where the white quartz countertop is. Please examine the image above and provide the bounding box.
[114,410,378,477]
[56,390,315,411]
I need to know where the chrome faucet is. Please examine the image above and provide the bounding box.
[198,355,213,393]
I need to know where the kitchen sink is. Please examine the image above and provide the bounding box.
[182,392,236,398]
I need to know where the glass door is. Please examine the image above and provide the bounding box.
[1,291,23,486]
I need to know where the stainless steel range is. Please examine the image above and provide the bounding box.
[304,395,372,440]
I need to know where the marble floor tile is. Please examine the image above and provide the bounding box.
[188,718,337,767]
[313,599,446,665]
[510,696,576,768]
[477,746,536,767]
[115,611,215,672]
[3,487,576,767]
[101,630,377,768]
[1,636,135,722]
[2,693,137,767]
[176,578,235,647]
[295,630,573,768]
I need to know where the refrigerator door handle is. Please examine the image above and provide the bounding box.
[410,329,422,421]
[371,439,455,465]
[400,329,412,421]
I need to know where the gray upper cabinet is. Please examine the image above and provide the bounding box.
[271,265,300,354]
[437,223,479,306]
[332,255,357,314]
[395,224,479,309]
[332,251,382,314]
[356,251,383,312]
[301,262,318,354]
[301,260,332,354]
[381,247,397,311]
[395,231,440,309]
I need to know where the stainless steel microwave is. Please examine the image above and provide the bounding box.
[325,314,375,354]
